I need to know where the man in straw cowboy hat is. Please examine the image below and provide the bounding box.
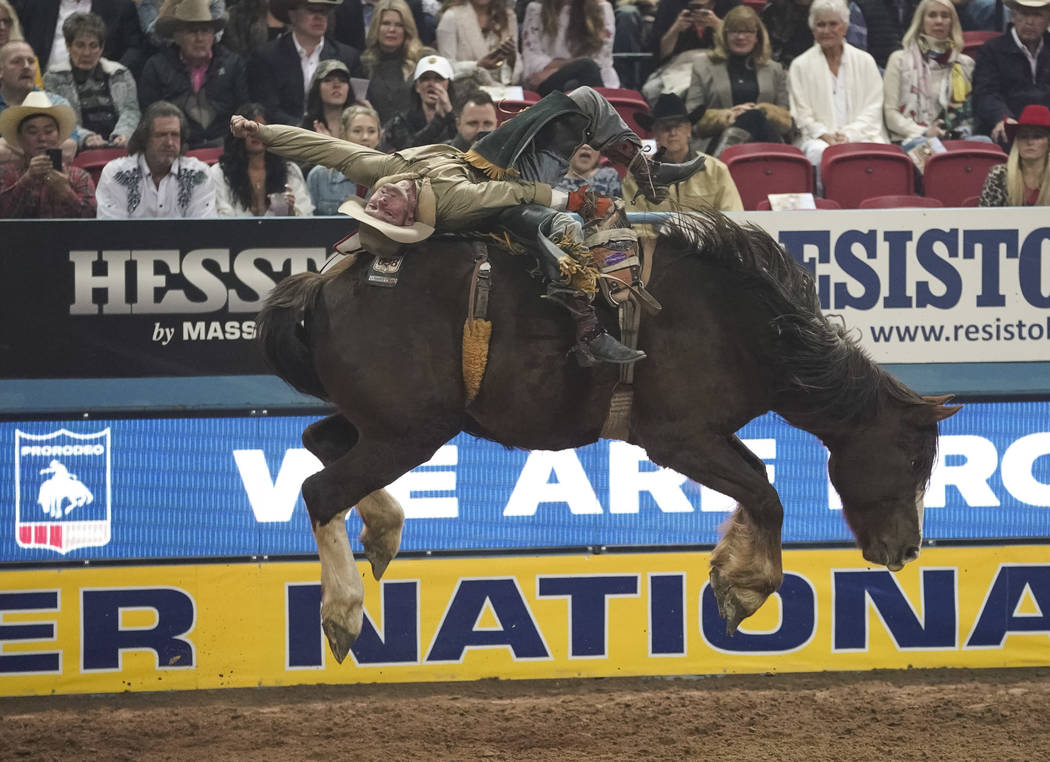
[248,0,363,127]
[138,0,247,148]
[0,89,95,217]
[972,0,1050,142]
[232,85,706,365]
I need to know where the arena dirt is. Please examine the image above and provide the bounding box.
[1,667,1047,761]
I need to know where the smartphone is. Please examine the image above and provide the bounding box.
[46,148,63,170]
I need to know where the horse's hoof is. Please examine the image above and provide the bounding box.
[322,616,359,664]
[360,526,402,580]
[709,568,753,637]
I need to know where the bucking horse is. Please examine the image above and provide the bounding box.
[257,210,960,663]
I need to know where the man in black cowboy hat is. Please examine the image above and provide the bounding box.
[624,93,742,212]
[248,0,364,126]
[138,0,248,148]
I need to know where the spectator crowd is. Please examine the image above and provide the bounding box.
[0,0,1048,220]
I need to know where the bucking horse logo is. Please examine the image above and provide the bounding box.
[37,459,94,519]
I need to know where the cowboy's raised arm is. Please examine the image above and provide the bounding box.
[229,117,397,189]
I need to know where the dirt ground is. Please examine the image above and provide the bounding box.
[2,667,1047,761]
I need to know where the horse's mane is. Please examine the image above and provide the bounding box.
[656,211,928,428]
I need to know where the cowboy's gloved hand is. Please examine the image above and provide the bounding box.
[566,187,614,217]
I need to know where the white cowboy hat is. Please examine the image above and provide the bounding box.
[0,90,77,147]
[338,175,437,257]
[1004,0,1050,9]
[155,0,227,39]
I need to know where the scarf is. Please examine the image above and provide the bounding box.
[897,34,970,128]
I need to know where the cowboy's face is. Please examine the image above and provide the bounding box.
[456,101,497,144]
[1,42,37,93]
[291,3,331,37]
[174,23,216,60]
[365,180,416,226]
[18,114,60,156]
[145,115,183,171]
[1016,126,1050,160]
[1011,7,1050,44]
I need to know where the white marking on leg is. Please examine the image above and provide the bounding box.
[313,508,364,661]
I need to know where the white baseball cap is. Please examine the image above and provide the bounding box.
[413,55,453,81]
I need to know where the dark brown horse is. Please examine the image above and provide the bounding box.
[258,210,960,663]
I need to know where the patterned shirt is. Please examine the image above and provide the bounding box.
[0,162,96,218]
[555,167,623,198]
[95,154,215,219]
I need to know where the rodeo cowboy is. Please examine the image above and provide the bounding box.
[230,85,705,365]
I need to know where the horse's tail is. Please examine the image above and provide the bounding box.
[257,271,330,400]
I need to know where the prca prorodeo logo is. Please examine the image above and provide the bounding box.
[14,429,112,554]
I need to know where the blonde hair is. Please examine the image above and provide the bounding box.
[1005,133,1050,206]
[363,0,425,79]
[340,105,380,139]
[0,0,24,42]
[710,5,771,66]
[901,0,964,52]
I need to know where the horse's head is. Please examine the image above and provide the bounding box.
[827,394,960,571]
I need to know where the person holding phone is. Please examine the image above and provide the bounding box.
[0,90,95,218]
[640,0,736,102]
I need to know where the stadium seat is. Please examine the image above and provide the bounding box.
[820,143,914,209]
[923,145,1005,207]
[493,98,534,124]
[594,87,651,138]
[756,197,841,210]
[962,30,1000,58]
[72,147,126,186]
[858,194,943,208]
[720,143,814,210]
[962,195,980,206]
[187,147,223,165]
[741,0,768,10]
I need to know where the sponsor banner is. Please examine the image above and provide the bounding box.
[730,208,1050,364]
[1,546,1047,697]
[1,208,1046,378]
[2,401,1050,563]
[0,219,350,378]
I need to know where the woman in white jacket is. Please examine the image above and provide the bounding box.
[787,0,887,167]
[436,0,522,86]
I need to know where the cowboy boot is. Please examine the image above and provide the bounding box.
[602,139,707,204]
[557,292,646,366]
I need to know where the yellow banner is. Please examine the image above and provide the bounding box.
[1,546,1048,696]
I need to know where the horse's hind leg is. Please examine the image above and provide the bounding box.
[642,432,784,635]
[302,415,405,579]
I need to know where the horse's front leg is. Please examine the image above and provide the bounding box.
[311,507,365,661]
[645,433,784,635]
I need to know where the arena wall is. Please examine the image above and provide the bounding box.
[1,210,1048,696]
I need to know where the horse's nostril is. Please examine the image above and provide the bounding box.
[903,545,920,563]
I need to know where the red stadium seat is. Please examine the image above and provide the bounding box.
[72,147,126,186]
[922,145,1006,207]
[962,30,1001,58]
[962,195,980,206]
[521,90,541,103]
[858,194,944,208]
[720,143,814,210]
[493,98,534,124]
[756,197,841,209]
[820,143,914,209]
[594,87,651,138]
[741,0,768,10]
[187,147,223,165]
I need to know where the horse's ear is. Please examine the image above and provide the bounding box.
[921,395,962,422]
